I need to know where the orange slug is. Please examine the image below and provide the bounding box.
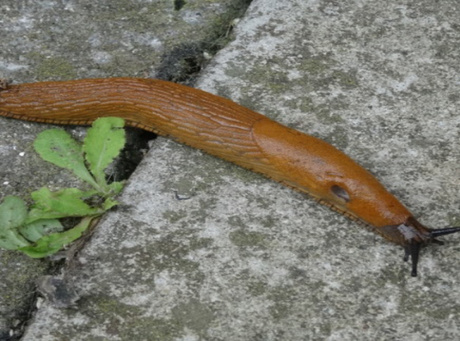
[0,77,458,276]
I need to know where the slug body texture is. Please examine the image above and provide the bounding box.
[0,77,453,276]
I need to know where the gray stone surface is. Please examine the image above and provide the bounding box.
[2,0,460,340]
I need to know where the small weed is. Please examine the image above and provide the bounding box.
[0,117,126,257]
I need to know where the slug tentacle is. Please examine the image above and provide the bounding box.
[0,77,457,277]
[404,242,421,277]
[398,219,460,276]
[430,227,460,238]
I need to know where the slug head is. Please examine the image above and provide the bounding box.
[399,217,460,276]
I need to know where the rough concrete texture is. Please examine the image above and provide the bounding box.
[2,0,460,340]
[0,0,249,339]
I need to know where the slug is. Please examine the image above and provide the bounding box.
[0,77,458,276]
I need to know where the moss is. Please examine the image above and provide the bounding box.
[259,216,276,229]
[151,239,198,271]
[244,61,291,94]
[300,58,332,74]
[296,96,316,113]
[447,213,460,227]
[0,251,50,340]
[171,298,215,337]
[246,281,268,296]
[189,237,213,250]
[55,295,184,341]
[121,317,183,341]
[324,125,350,150]
[267,285,297,320]
[229,229,268,249]
[331,70,359,88]
[56,296,215,340]
[162,209,188,223]
[30,55,78,81]
[0,253,48,308]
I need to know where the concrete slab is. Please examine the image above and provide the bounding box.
[3,0,460,340]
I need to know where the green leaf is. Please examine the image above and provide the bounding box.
[34,129,99,189]
[102,198,119,211]
[26,188,102,223]
[0,230,31,250]
[19,216,94,258]
[0,196,31,249]
[0,196,28,228]
[83,117,125,188]
[18,219,63,243]
[107,181,124,195]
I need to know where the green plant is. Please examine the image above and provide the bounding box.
[0,117,126,257]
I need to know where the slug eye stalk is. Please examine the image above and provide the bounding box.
[404,226,460,277]
[429,226,460,238]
